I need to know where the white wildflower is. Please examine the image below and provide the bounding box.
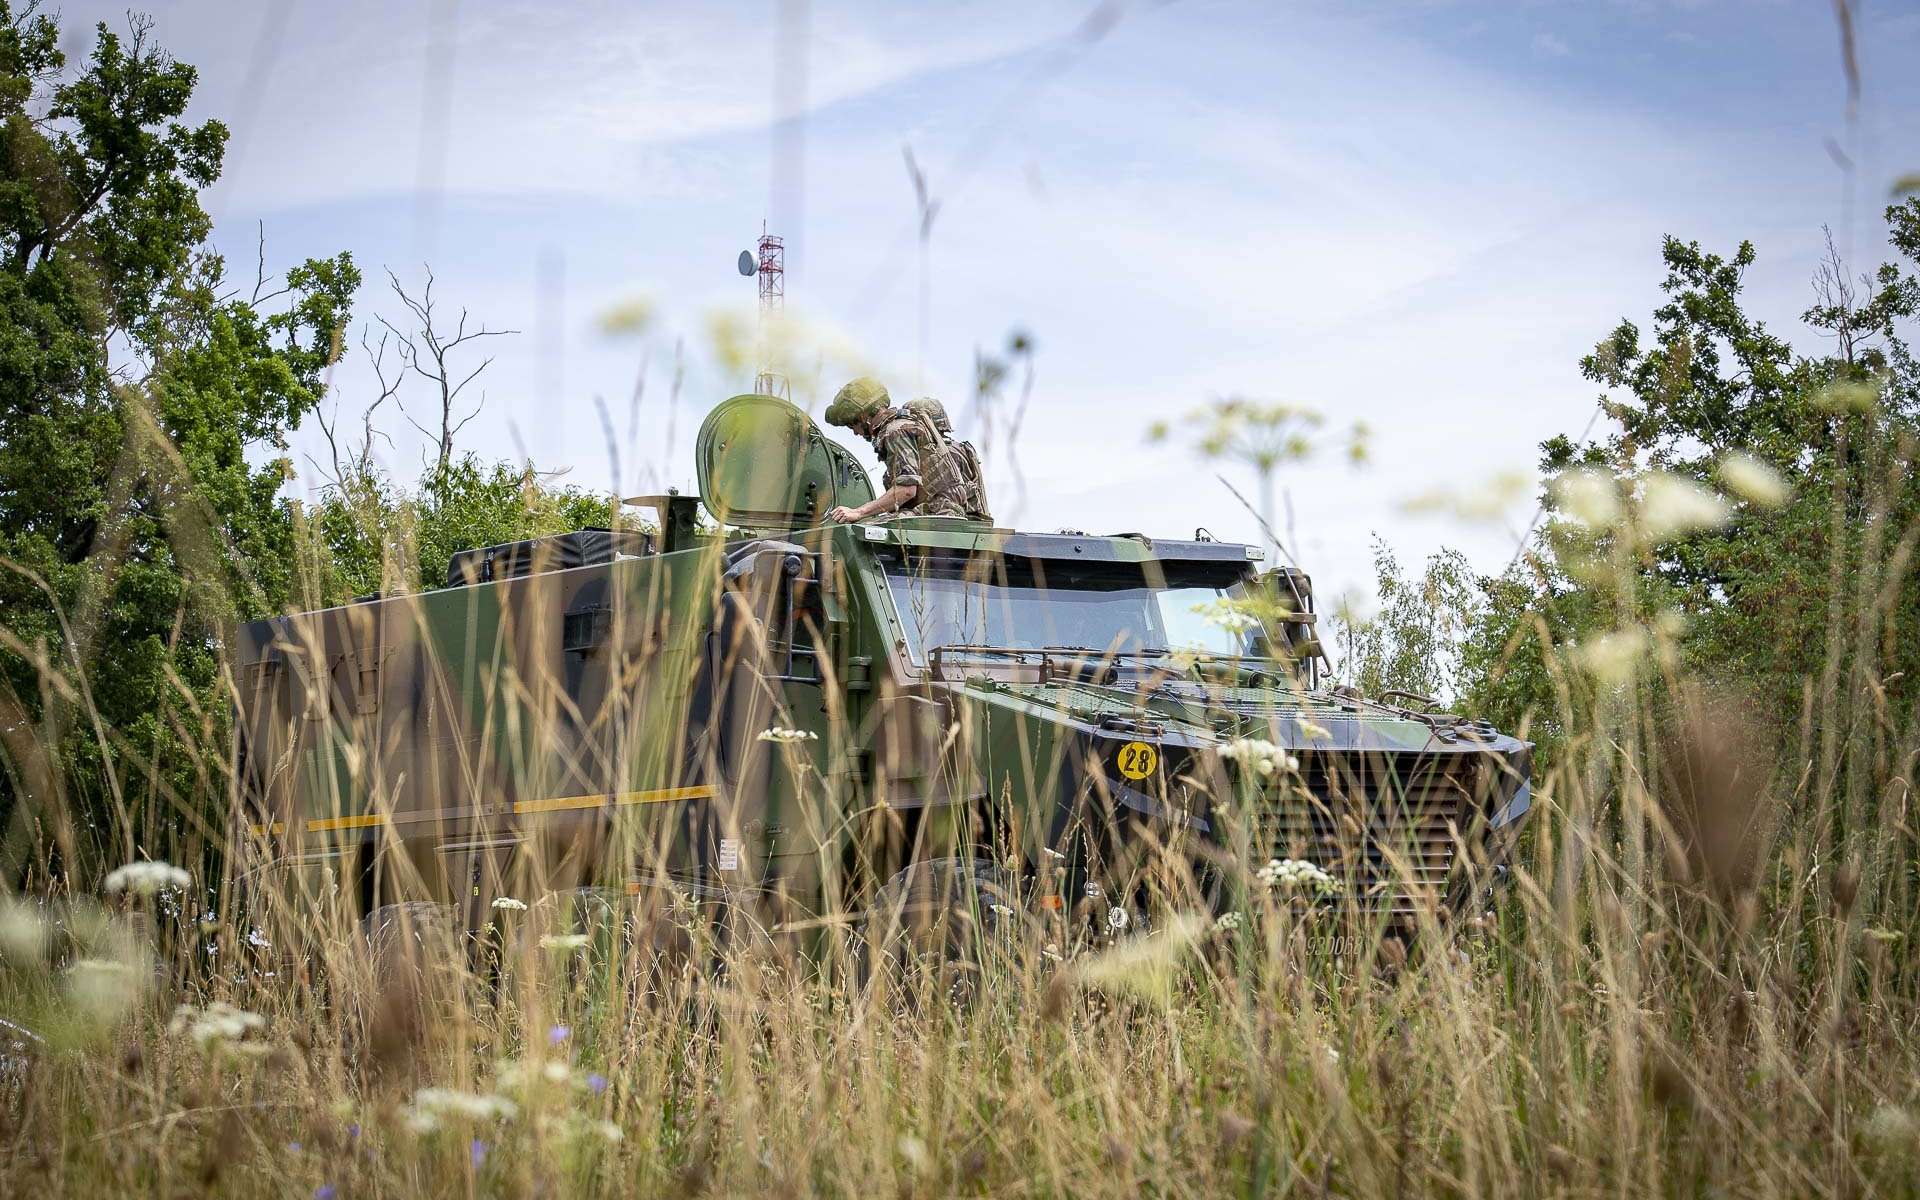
[1215,912,1244,932]
[490,897,528,912]
[757,726,818,743]
[1551,467,1622,529]
[408,1086,518,1123]
[103,860,190,897]
[539,933,590,952]
[1256,857,1336,897]
[537,1113,625,1144]
[1717,451,1788,507]
[1216,737,1298,778]
[245,928,272,950]
[1295,719,1331,741]
[169,1001,268,1051]
[1637,472,1730,542]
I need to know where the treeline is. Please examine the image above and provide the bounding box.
[0,5,609,877]
[1340,202,1920,776]
[3,3,1917,879]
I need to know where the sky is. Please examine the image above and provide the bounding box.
[52,0,1920,607]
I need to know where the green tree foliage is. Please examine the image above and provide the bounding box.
[1333,539,1480,706]
[309,456,615,603]
[1464,202,1920,756]
[0,5,356,869]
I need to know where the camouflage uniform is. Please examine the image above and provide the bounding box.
[870,409,970,517]
[904,397,992,523]
[824,378,972,518]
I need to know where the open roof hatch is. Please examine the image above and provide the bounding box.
[694,393,876,528]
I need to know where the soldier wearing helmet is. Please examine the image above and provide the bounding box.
[823,377,972,523]
[904,397,992,523]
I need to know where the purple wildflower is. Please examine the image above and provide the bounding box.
[314,1187,336,1200]
[587,1072,608,1096]
[548,1024,570,1045]
[471,1138,488,1169]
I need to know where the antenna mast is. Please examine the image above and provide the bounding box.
[754,225,787,399]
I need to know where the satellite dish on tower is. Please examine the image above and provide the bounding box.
[737,250,755,276]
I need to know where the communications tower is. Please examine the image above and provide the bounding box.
[744,225,788,400]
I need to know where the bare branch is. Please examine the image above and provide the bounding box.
[380,266,517,474]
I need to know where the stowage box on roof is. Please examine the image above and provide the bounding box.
[445,528,654,587]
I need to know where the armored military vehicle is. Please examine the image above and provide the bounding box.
[233,394,1531,960]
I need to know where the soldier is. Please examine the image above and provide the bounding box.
[904,396,992,523]
[822,377,971,522]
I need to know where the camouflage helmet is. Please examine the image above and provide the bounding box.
[825,377,891,427]
[904,396,953,435]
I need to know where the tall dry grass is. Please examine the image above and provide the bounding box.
[2,433,1919,1200]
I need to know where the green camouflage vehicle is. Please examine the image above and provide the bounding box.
[233,394,1531,959]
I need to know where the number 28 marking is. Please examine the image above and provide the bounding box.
[1115,741,1159,781]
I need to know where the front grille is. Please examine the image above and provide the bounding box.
[1253,753,1483,920]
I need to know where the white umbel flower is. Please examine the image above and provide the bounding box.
[757,727,817,743]
[1256,857,1336,897]
[490,896,528,911]
[1216,737,1299,777]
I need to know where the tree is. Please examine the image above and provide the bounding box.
[0,4,357,874]
[1475,202,1920,760]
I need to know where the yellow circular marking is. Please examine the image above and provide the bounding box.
[1115,741,1159,781]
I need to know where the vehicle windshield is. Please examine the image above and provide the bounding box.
[878,554,1257,664]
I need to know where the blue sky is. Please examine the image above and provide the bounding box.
[59,0,1920,604]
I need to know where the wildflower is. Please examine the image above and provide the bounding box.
[757,726,817,743]
[490,897,527,912]
[1041,846,1066,861]
[315,1187,337,1200]
[103,860,190,897]
[989,903,1015,919]
[1637,472,1729,542]
[406,1087,517,1124]
[1255,857,1336,898]
[246,928,272,950]
[548,1024,571,1045]
[586,1072,609,1096]
[1550,467,1621,529]
[539,933,590,952]
[1717,451,1788,507]
[1215,737,1298,778]
[471,1138,488,1168]
[1295,719,1331,741]
[169,1001,269,1054]
[1215,912,1244,932]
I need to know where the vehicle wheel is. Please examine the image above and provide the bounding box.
[864,858,1017,1008]
[360,901,460,986]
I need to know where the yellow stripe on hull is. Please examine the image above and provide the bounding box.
[513,784,715,814]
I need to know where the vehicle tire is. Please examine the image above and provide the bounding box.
[863,857,1017,1008]
[360,900,460,986]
